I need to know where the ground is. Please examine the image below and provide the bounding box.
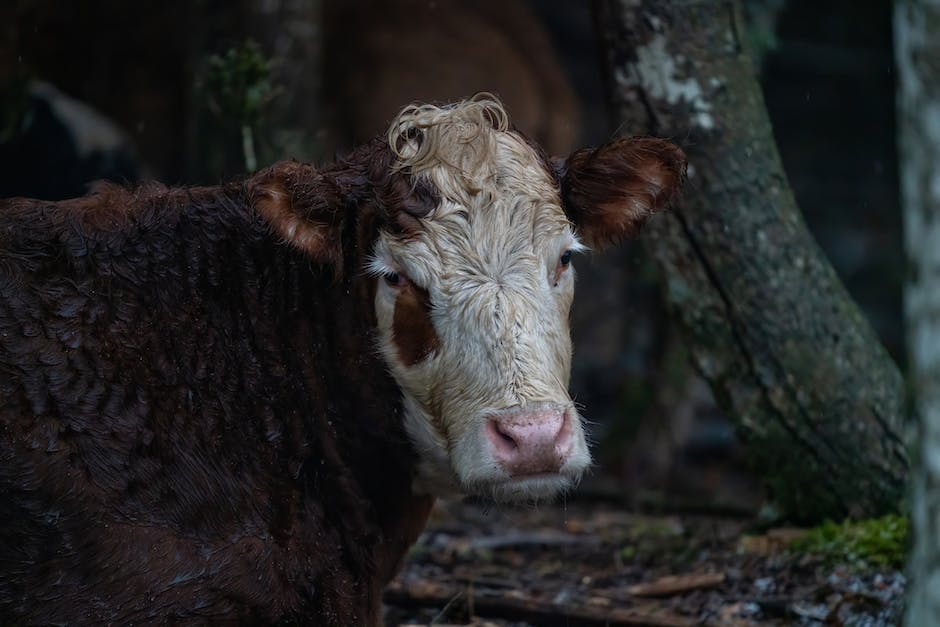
[384,497,905,626]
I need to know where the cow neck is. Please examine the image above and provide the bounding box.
[267,186,433,592]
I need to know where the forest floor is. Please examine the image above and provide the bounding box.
[383,496,905,627]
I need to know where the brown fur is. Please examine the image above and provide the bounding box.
[392,283,441,366]
[377,170,441,238]
[0,137,437,627]
[559,137,687,248]
[251,171,343,266]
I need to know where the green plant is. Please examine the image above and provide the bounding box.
[203,41,277,171]
[789,515,909,569]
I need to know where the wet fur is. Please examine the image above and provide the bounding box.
[0,143,433,625]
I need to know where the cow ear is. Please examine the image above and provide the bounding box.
[557,137,686,249]
[249,160,354,267]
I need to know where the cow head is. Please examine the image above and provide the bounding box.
[252,95,685,502]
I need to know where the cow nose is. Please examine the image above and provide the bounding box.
[485,405,574,476]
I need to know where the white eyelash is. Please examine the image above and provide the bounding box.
[366,255,398,277]
[566,233,588,254]
[366,237,402,277]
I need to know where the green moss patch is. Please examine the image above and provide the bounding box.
[789,515,908,569]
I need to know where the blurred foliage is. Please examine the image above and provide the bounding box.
[789,515,909,569]
[200,40,280,172]
[203,40,277,128]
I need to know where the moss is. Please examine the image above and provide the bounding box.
[789,515,909,569]
[407,541,430,560]
[617,517,694,567]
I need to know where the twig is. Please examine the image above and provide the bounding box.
[384,579,696,627]
[429,588,464,625]
[627,573,726,597]
[241,124,257,172]
[468,531,601,550]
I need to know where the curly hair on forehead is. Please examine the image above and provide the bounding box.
[386,93,510,195]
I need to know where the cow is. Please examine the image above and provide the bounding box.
[0,95,685,625]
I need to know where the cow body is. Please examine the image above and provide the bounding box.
[0,173,428,624]
[0,96,683,624]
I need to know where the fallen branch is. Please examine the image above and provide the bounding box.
[468,531,601,551]
[384,579,696,627]
[627,573,726,597]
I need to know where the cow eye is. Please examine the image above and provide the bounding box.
[384,272,409,288]
[553,250,574,287]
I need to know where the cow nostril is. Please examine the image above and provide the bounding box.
[495,423,518,449]
[486,419,518,455]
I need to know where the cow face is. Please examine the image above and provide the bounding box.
[253,96,685,503]
[370,97,684,501]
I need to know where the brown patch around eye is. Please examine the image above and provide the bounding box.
[392,284,440,366]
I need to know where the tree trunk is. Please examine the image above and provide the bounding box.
[897,0,940,623]
[594,0,908,520]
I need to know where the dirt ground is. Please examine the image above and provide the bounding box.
[384,497,904,626]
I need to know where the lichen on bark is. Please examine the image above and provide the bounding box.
[595,0,908,520]
[896,0,940,623]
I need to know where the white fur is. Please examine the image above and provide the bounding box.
[373,96,591,502]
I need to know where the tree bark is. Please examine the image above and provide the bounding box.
[897,0,940,623]
[594,0,908,520]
